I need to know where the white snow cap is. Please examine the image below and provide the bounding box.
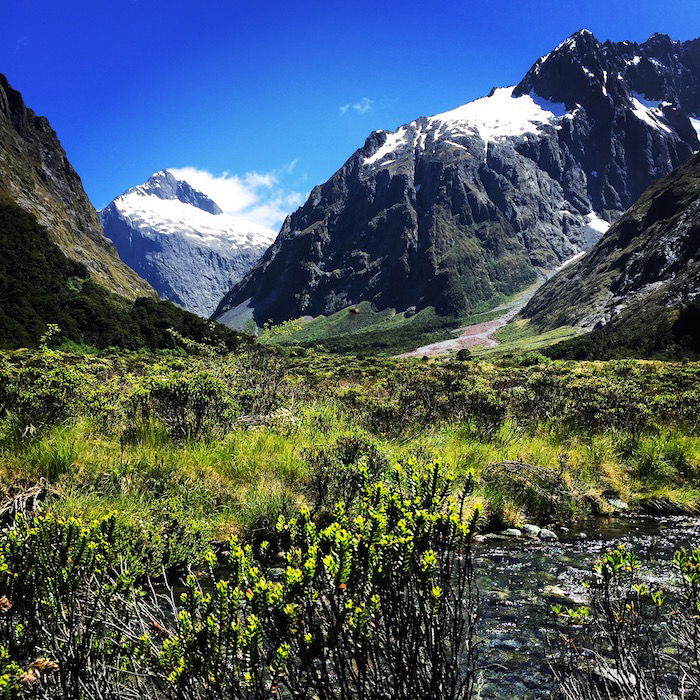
[428,87,566,143]
[363,87,567,167]
[111,171,276,256]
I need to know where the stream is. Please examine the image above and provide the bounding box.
[476,515,700,698]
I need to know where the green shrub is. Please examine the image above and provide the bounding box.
[0,364,83,434]
[549,545,700,698]
[127,369,233,441]
[140,460,481,699]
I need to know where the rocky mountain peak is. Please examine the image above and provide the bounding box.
[130,169,222,215]
[514,30,700,119]
[514,29,622,109]
[213,31,700,330]
[100,170,275,318]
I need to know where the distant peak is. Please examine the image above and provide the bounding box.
[641,32,675,53]
[646,31,672,41]
[132,169,222,215]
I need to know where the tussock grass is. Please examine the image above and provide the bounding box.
[1,350,698,539]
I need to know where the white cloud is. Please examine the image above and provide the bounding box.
[169,165,304,231]
[339,97,374,116]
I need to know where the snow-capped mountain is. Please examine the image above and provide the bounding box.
[213,30,700,328]
[100,170,275,317]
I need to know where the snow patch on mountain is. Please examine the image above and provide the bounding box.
[363,87,568,167]
[428,87,566,143]
[690,116,700,141]
[630,97,672,133]
[114,188,274,257]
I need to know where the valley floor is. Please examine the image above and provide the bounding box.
[0,346,699,697]
[401,253,586,358]
[1,347,698,542]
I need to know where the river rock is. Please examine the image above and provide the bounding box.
[543,584,569,599]
[592,664,637,692]
[483,533,509,542]
[538,528,559,541]
[606,497,629,511]
[522,524,541,538]
[638,497,697,516]
[489,638,523,650]
[501,528,523,538]
[543,585,586,604]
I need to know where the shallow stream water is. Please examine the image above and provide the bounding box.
[476,515,700,698]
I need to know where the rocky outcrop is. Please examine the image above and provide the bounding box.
[523,150,700,331]
[214,30,700,328]
[100,170,275,317]
[0,73,153,299]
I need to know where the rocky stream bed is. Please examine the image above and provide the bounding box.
[476,515,700,698]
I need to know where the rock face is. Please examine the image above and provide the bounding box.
[214,30,700,327]
[100,170,276,317]
[0,73,153,300]
[523,150,700,332]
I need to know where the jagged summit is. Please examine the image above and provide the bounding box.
[128,170,222,215]
[100,171,275,317]
[515,31,700,117]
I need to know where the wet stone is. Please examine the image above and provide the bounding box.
[607,497,629,511]
[483,533,509,542]
[522,524,541,538]
[501,528,523,538]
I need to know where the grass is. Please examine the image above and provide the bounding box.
[1,348,699,564]
[6,403,699,537]
[263,279,580,358]
[471,319,581,357]
[266,298,517,356]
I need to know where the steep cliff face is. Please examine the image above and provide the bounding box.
[0,73,153,299]
[100,170,276,317]
[523,150,700,334]
[214,30,700,328]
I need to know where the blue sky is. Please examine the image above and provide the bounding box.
[3,0,699,230]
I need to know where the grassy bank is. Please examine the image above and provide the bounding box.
[1,346,698,569]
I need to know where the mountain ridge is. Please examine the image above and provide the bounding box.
[0,73,153,300]
[522,149,700,358]
[213,30,700,330]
